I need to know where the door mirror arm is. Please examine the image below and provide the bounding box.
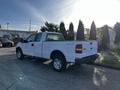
[21,39,28,43]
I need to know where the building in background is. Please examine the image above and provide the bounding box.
[0,29,35,39]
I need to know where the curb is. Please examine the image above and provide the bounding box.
[87,63,120,70]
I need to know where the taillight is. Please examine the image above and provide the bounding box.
[75,44,82,53]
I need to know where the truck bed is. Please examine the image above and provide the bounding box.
[42,40,98,63]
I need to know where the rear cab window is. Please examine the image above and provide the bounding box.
[46,33,65,41]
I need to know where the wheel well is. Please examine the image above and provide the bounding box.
[50,50,66,59]
[16,47,22,52]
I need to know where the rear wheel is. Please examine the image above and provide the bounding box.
[51,53,67,72]
[16,49,24,60]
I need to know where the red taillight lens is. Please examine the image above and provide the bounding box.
[75,44,82,53]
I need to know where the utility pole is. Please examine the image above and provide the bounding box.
[6,22,10,30]
[29,19,31,31]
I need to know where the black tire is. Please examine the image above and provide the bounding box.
[16,48,24,60]
[9,43,12,47]
[51,52,67,72]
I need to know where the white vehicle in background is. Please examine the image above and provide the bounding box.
[16,32,98,71]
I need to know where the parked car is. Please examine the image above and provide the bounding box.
[0,37,14,47]
[16,32,99,71]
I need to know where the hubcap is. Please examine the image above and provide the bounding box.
[53,58,62,70]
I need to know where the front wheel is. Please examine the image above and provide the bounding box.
[16,49,24,60]
[52,53,67,72]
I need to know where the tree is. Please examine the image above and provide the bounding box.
[76,20,85,40]
[101,25,110,50]
[40,22,59,32]
[67,23,74,40]
[89,21,97,40]
[60,22,67,40]
[114,22,120,44]
[41,26,47,32]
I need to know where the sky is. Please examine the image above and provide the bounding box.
[0,0,120,31]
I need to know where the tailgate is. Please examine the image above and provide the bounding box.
[75,41,98,58]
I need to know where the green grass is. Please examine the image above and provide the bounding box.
[96,50,120,68]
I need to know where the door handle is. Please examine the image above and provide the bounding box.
[31,43,34,46]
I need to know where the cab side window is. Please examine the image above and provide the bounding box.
[27,34,36,42]
[35,33,42,42]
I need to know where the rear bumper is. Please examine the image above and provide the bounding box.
[75,54,99,64]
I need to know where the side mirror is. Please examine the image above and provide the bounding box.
[20,39,28,43]
[23,40,28,43]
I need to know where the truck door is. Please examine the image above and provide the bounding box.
[33,33,42,57]
[22,34,36,56]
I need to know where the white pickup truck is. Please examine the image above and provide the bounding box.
[16,32,98,71]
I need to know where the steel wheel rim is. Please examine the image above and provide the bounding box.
[17,51,21,58]
[53,58,62,70]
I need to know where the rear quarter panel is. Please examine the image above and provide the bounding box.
[75,41,98,59]
[42,41,75,62]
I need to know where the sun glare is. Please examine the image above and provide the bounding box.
[61,0,120,30]
[15,0,120,31]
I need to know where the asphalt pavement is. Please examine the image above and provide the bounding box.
[0,47,120,90]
